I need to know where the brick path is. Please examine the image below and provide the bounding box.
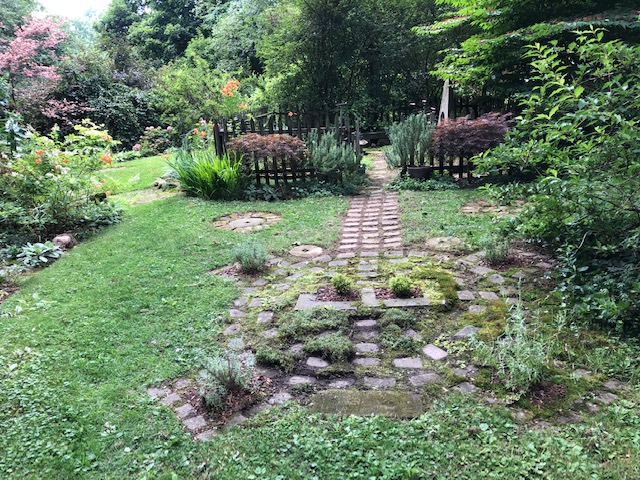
[339,151,401,254]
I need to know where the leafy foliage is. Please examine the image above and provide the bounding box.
[430,112,510,160]
[227,133,305,160]
[278,308,350,340]
[200,348,257,412]
[168,148,245,200]
[303,332,355,362]
[16,241,63,268]
[306,131,367,190]
[477,29,640,332]
[385,173,459,191]
[331,273,354,296]
[389,275,413,298]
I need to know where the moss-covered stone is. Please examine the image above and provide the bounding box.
[309,390,426,418]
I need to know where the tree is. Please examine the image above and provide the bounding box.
[0,16,69,128]
[0,0,39,39]
[417,0,640,106]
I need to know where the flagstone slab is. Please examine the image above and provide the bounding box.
[422,344,448,360]
[309,390,424,418]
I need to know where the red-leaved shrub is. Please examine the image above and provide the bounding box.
[227,133,305,159]
[430,112,511,160]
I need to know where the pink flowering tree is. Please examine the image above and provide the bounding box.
[0,16,68,124]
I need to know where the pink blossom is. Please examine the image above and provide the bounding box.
[167,126,173,132]
[132,144,141,151]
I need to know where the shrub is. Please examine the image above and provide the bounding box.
[475,30,640,333]
[16,242,63,268]
[306,130,367,191]
[479,234,511,265]
[331,273,353,296]
[303,333,355,362]
[227,133,305,160]
[389,275,413,298]
[379,308,417,329]
[385,113,434,172]
[0,123,122,244]
[430,112,510,161]
[470,305,551,398]
[137,125,179,156]
[200,349,256,412]
[232,241,268,274]
[278,308,350,340]
[168,148,245,200]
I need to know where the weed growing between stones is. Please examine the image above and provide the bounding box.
[255,347,295,374]
[379,309,417,329]
[278,308,350,340]
[479,234,511,265]
[303,333,355,362]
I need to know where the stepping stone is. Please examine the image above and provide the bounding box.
[307,357,329,368]
[593,392,618,405]
[291,261,309,269]
[452,325,480,340]
[269,392,293,405]
[313,255,332,263]
[261,328,278,339]
[358,264,378,271]
[355,343,379,353]
[363,377,396,389]
[285,273,305,281]
[233,297,247,307]
[357,271,379,278]
[353,357,380,367]
[337,252,356,259]
[242,287,257,294]
[229,309,246,318]
[289,343,304,355]
[383,298,431,307]
[252,278,268,286]
[405,329,422,341]
[472,266,494,275]
[288,375,317,385]
[383,250,404,257]
[257,311,274,323]
[249,298,263,308]
[339,244,358,251]
[175,403,195,419]
[478,291,499,300]
[309,267,324,274]
[223,324,241,336]
[603,380,627,391]
[356,319,377,328]
[468,305,487,314]
[454,382,477,394]
[422,344,448,361]
[295,294,357,311]
[361,288,380,307]
[273,269,287,276]
[573,368,593,380]
[278,260,290,267]
[393,357,423,369]
[360,251,379,257]
[183,415,207,432]
[310,390,424,418]
[511,271,526,280]
[457,290,475,301]
[489,274,505,284]
[174,378,191,390]
[148,387,170,399]
[274,283,290,291]
[290,245,323,257]
[195,429,218,441]
[409,372,442,387]
[225,414,248,428]
[408,250,428,257]
[328,378,355,389]
[329,260,348,267]
[354,330,379,341]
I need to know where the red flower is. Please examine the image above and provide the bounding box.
[35,157,42,164]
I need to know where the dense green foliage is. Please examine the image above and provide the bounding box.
[477,30,640,333]
[385,113,434,172]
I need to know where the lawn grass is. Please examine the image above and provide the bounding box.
[96,155,171,193]
[399,189,494,246]
[2,178,640,478]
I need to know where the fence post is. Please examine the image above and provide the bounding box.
[355,119,361,156]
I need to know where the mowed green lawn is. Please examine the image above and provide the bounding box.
[1,164,639,478]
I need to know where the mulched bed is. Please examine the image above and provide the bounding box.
[528,382,567,408]
[316,286,361,302]
[0,285,19,305]
[374,286,423,300]
[181,374,274,426]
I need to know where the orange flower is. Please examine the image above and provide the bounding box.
[105,191,111,196]
[101,154,112,165]
[35,157,42,164]
[239,103,247,109]
[193,128,199,134]
[62,158,69,164]
[100,179,106,184]
[221,79,240,96]
[101,135,112,142]
[36,149,44,156]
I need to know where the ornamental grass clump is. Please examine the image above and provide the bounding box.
[168,147,245,200]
